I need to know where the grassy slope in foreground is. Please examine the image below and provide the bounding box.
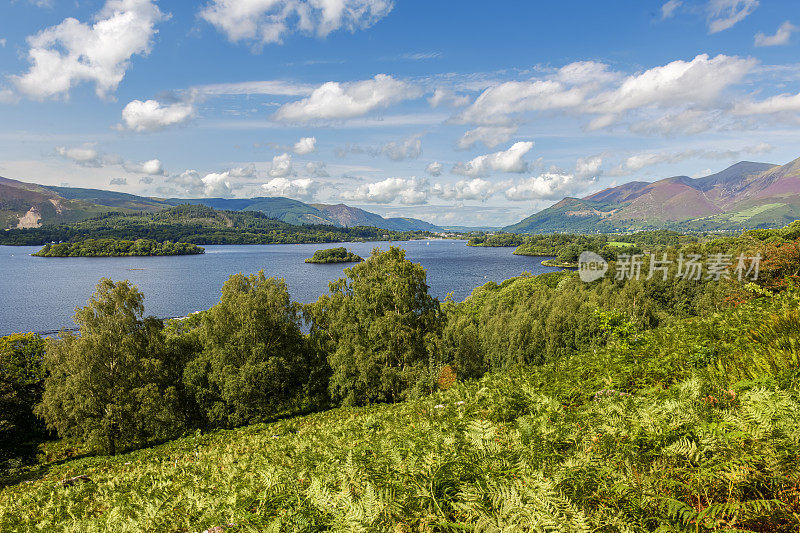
[2,291,799,532]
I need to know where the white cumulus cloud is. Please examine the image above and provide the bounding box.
[456,126,518,149]
[261,177,317,201]
[452,141,534,177]
[200,0,393,47]
[341,176,428,204]
[755,21,798,47]
[432,178,500,202]
[118,99,196,132]
[585,54,755,129]
[456,80,585,126]
[274,74,421,122]
[12,0,167,100]
[504,172,581,201]
[428,88,470,108]
[269,153,294,178]
[380,134,422,161]
[55,144,102,167]
[123,158,165,175]
[734,92,800,115]
[575,155,603,179]
[425,161,443,176]
[292,136,317,155]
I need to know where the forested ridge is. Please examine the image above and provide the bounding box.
[2,224,800,531]
[0,204,434,246]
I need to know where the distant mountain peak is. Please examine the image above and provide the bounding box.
[504,159,800,233]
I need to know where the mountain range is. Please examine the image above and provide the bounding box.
[504,157,800,233]
[0,177,441,232]
[5,157,800,235]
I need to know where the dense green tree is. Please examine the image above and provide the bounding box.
[0,333,47,461]
[308,247,444,405]
[35,279,182,455]
[305,247,363,263]
[33,238,204,257]
[183,273,308,428]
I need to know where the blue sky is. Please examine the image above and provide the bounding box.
[1,0,799,226]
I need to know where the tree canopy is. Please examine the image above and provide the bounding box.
[308,247,444,405]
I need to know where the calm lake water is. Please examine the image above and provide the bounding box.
[0,240,557,336]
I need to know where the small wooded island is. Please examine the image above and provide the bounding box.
[305,247,363,263]
[33,238,205,257]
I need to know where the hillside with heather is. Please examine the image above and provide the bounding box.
[506,159,800,233]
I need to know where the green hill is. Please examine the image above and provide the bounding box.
[0,204,432,246]
[0,177,441,232]
[2,285,799,531]
[504,160,800,233]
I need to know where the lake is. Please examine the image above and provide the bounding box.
[0,240,558,336]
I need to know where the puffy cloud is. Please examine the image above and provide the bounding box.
[118,99,196,132]
[425,162,443,176]
[200,0,393,47]
[755,21,798,47]
[575,155,603,179]
[55,144,101,167]
[432,178,500,202]
[556,61,618,86]
[456,126,518,149]
[293,136,317,155]
[707,0,758,34]
[456,80,585,126]
[274,74,422,122]
[123,158,165,175]
[201,172,234,197]
[452,141,534,177]
[734,92,800,115]
[586,54,755,129]
[166,169,244,197]
[228,163,257,177]
[261,177,317,201]
[139,176,154,184]
[269,153,294,178]
[305,161,329,177]
[615,143,773,173]
[380,134,422,161]
[504,172,581,201]
[12,0,166,100]
[109,177,128,185]
[428,88,470,108]
[661,0,682,19]
[341,176,428,204]
[0,38,6,47]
